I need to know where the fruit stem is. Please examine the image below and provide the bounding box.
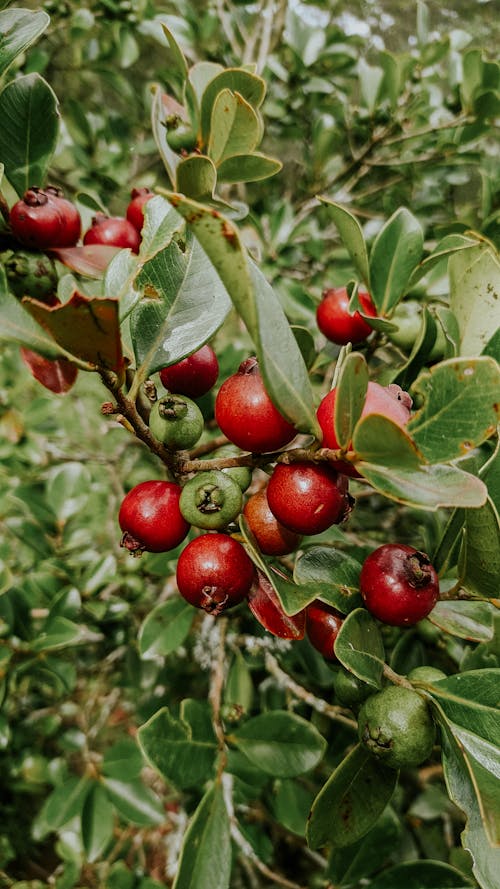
[382,663,414,690]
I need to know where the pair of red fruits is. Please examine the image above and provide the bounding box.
[9,185,154,253]
[118,346,439,649]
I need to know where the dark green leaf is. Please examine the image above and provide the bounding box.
[137,706,217,789]
[391,307,439,390]
[102,739,143,781]
[139,597,194,659]
[33,776,91,837]
[428,600,495,642]
[334,352,369,450]
[460,498,500,600]
[0,8,49,76]
[306,744,398,849]
[427,670,500,747]
[408,358,500,463]
[172,783,231,889]
[272,779,315,837]
[326,806,402,886]
[318,199,370,285]
[81,782,114,862]
[0,73,59,196]
[232,710,326,777]
[293,546,362,614]
[369,208,424,315]
[367,860,474,889]
[103,777,165,826]
[334,609,385,688]
[179,699,217,744]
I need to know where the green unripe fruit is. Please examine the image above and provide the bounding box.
[333,667,372,707]
[149,394,204,450]
[408,666,447,683]
[210,444,253,492]
[179,469,243,530]
[358,685,436,770]
[166,123,198,153]
[2,249,58,300]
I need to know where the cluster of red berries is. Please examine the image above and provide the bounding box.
[117,346,439,654]
[8,185,154,254]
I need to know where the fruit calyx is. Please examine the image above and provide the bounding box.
[405,551,435,588]
[238,356,259,375]
[23,188,49,208]
[200,584,229,615]
[157,395,189,420]
[195,482,225,514]
[120,531,144,556]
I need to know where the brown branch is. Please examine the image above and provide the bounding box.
[265,652,358,729]
[210,617,229,778]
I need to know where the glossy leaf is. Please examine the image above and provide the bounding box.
[272,779,315,838]
[139,597,194,659]
[353,414,423,468]
[429,601,495,642]
[334,608,385,688]
[24,291,123,374]
[334,352,369,450]
[138,706,217,789]
[367,860,474,889]
[131,229,231,375]
[358,460,487,510]
[369,208,424,315]
[232,711,327,777]
[449,241,500,356]
[318,199,370,285]
[200,67,266,142]
[0,8,49,76]
[162,191,320,436]
[0,73,59,196]
[408,358,500,463]
[173,783,231,889]
[176,155,216,200]
[103,777,165,827]
[307,744,398,849]
[81,782,114,862]
[293,546,363,614]
[20,348,78,394]
[217,152,282,183]
[208,88,261,163]
[247,570,306,639]
[460,447,500,599]
[427,670,500,747]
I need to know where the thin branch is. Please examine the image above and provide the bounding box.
[210,617,229,778]
[382,663,414,690]
[265,652,358,729]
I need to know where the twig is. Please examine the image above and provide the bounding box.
[210,617,229,777]
[265,652,357,729]
[382,663,414,690]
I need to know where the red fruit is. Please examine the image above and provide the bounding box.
[83,214,141,253]
[247,569,306,639]
[243,489,302,556]
[267,462,348,535]
[10,189,64,249]
[316,287,377,345]
[215,357,296,453]
[159,345,219,399]
[360,543,439,627]
[118,480,189,554]
[306,601,344,659]
[44,186,81,245]
[126,187,154,232]
[317,381,412,477]
[176,533,255,615]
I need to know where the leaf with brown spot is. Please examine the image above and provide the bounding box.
[23,290,124,374]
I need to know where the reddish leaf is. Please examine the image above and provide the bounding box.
[20,347,78,393]
[23,290,124,375]
[247,569,306,640]
[49,245,122,277]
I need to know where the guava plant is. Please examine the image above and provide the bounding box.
[0,5,499,889]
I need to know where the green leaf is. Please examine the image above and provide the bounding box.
[33,776,91,837]
[81,782,114,862]
[272,779,314,837]
[449,241,500,357]
[326,806,403,886]
[369,208,424,315]
[45,462,92,523]
[138,196,184,261]
[318,199,370,285]
[429,601,495,642]
[232,711,326,778]
[150,83,180,186]
[427,670,500,747]
[0,268,64,358]
[408,358,500,463]
[208,89,261,163]
[353,414,423,468]
[391,307,439,390]
[334,352,369,450]
[367,860,474,889]
[139,597,194,660]
[225,652,254,715]
[459,449,500,598]
[173,783,231,889]
[180,698,217,744]
[176,155,216,200]
[434,701,500,887]
[0,8,49,76]
[358,59,384,113]
[0,73,59,196]
[31,616,96,652]
[217,152,282,183]
[103,777,165,827]
[306,744,398,849]
[200,68,266,143]
[137,706,217,789]
[448,722,500,845]
[132,228,231,376]
[358,461,487,510]
[293,546,363,615]
[102,739,144,781]
[333,609,385,688]
[162,191,320,437]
